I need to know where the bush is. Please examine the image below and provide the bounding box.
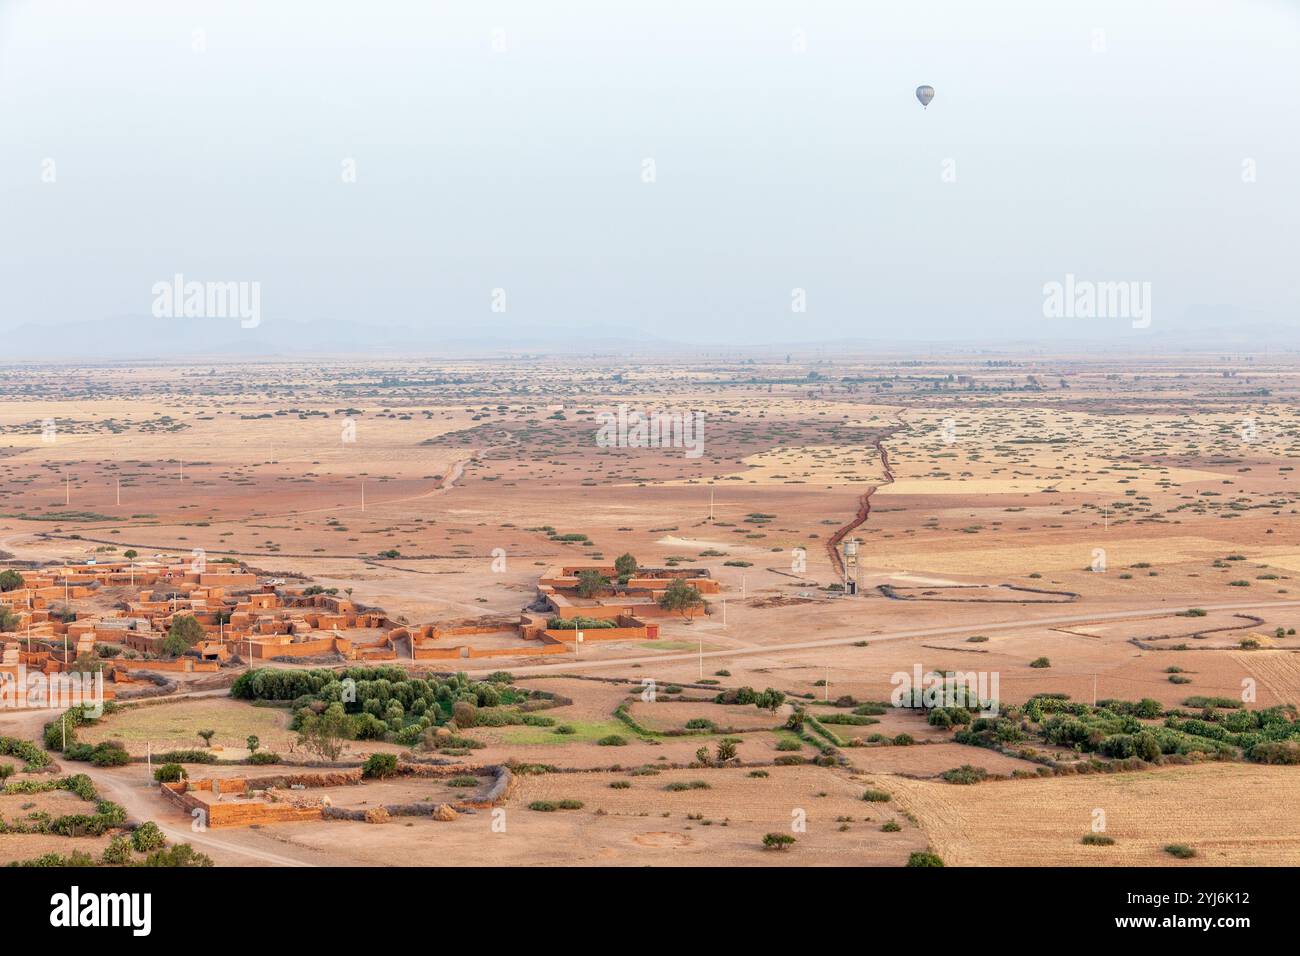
[1165,843,1196,859]
[362,753,398,779]
[139,844,213,867]
[101,836,135,865]
[528,800,583,812]
[0,736,51,771]
[1081,833,1115,846]
[597,734,628,747]
[862,789,892,802]
[1029,657,1051,668]
[131,822,166,853]
[762,833,795,850]
[881,820,902,832]
[155,749,216,764]
[1248,741,1300,765]
[451,701,477,728]
[940,765,989,785]
[89,742,131,767]
[153,763,185,783]
[247,751,280,765]
[906,851,944,867]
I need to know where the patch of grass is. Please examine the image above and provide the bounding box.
[1081,833,1115,846]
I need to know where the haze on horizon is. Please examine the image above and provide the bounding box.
[1,0,1297,352]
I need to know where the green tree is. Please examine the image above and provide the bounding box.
[362,752,398,779]
[614,553,638,582]
[160,614,204,657]
[197,729,215,748]
[0,607,19,633]
[0,569,24,592]
[659,578,704,618]
[576,569,609,599]
[296,704,350,761]
[246,735,260,753]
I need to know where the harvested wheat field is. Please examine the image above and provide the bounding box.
[888,764,1300,866]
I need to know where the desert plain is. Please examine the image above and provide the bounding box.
[1,350,1299,867]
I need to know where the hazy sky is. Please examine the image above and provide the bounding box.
[1,0,1297,347]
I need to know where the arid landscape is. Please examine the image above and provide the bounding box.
[2,352,1299,867]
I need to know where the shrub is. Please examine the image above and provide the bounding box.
[153,763,185,783]
[89,742,130,767]
[597,734,628,747]
[1165,843,1196,859]
[762,833,795,850]
[131,822,166,852]
[906,851,944,867]
[1081,833,1115,846]
[665,780,711,792]
[451,701,477,728]
[154,749,217,764]
[881,820,902,832]
[248,751,280,765]
[528,800,583,812]
[101,836,135,865]
[940,765,989,785]
[1249,741,1300,765]
[0,736,51,771]
[862,788,891,802]
[139,844,213,867]
[362,753,398,779]
[1029,657,1051,668]
[447,775,479,788]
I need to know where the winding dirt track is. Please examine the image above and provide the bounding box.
[826,409,906,578]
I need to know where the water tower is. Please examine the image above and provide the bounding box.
[842,538,861,596]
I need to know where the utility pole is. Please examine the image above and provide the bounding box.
[64,474,70,506]
[708,487,714,521]
[116,477,120,507]
[361,480,366,512]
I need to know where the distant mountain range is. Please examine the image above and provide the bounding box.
[1,309,1297,361]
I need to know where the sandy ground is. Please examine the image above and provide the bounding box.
[3,355,1300,865]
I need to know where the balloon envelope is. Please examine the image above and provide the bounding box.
[916,85,935,107]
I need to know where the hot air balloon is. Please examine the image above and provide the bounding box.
[916,85,934,108]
